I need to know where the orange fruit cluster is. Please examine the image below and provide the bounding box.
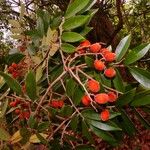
[79,40,118,121]
[49,100,64,109]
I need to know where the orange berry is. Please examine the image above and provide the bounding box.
[49,100,64,108]
[104,68,116,78]
[107,92,118,102]
[81,95,91,106]
[80,40,91,47]
[104,52,116,62]
[100,109,110,121]
[94,93,109,104]
[90,43,101,53]
[9,101,17,107]
[94,60,105,71]
[87,80,100,93]
[15,109,21,114]
[100,48,110,55]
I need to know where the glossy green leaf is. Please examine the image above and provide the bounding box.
[61,32,84,43]
[87,119,121,131]
[131,94,150,106]
[73,86,84,105]
[80,27,93,36]
[5,53,25,65]
[116,88,136,107]
[129,67,150,89]
[82,121,94,144]
[66,78,77,97]
[61,43,76,53]
[0,71,22,95]
[70,115,79,132]
[113,69,125,93]
[90,125,118,145]
[63,15,89,30]
[124,44,150,65]
[25,71,37,101]
[0,128,10,141]
[28,115,37,129]
[59,105,73,117]
[65,0,90,18]
[117,108,136,136]
[133,108,150,129]
[115,34,131,61]
[85,56,94,67]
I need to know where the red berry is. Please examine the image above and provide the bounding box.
[107,92,117,102]
[90,43,101,53]
[9,101,17,107]
[94,60,105,71]
[94,93,109,104]
[19,113,24,120]
[87,80,100,93]
[100,109,110,121]
[8,66,14,73]
[78,49,86,54]
[15,109,21,114]
[100,48,110,55]
[80,40,91,47]
[104,52,116,62]
[104,68,116,78]
[15,99,21,105]
[23,111,30,119]
[11,63,18,69]
[12,72,19,78]
[58,100,64,108]
[81,95,91,106]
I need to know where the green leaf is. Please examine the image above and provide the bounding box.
[62,32,84,43]
[28,115,37,129]
[129,67,150,89]
[5,53,25,65]
[82,121,94,144]
[87,119,121,131]
[0,128,10,141]
[133,108,150,129]
[61,43,76,53]
[63,15,89,30]
[20,127,31,145]
[25,71,37,101]
[113,69,125,93]
[116,88,136,107]
[70,115,79,132]
[117,108,136,136]
[66,78,77,97]
[0,99,8,118]
[65,0,90,18]
[115,34,131,61]
[59,105,73,117]
[80,27,93,36]
[85,56,94,68]
[37,122,50,132]
[73,86,84,105]
[124,44,150,65]
[0,72,22,95]
[131,94,150,106]
[37,17,44,37]
[90,125,118,145]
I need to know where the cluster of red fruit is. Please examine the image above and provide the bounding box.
[78,40,116,78]
[49,100,64,109]
[9,99,30,120]
[79,40,118,121]
[8,63,22,78]
[82,80,117,121]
